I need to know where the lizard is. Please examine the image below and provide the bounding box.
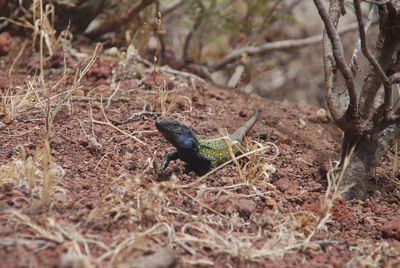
[155,110,259,174]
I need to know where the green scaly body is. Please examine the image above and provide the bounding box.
[197,135,241,168]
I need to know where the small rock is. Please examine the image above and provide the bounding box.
[309,182,323,192]
[236,198,257,217]
[394,191,400,201]
[275,177,291,192]
[239,110,249,117]
[1,182,14,192]
[53,192,67,203]
[381,216,400,240]
[216,195,256,217]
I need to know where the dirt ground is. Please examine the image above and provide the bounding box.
[1,38,400,267]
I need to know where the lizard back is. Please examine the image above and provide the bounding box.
[198,110,259,167]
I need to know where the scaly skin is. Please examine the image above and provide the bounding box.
[155,110,259,174]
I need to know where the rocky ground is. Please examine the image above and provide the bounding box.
[0,37,399,267]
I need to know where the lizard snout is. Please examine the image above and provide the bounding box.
[155,119,171,132]
[155,119,162,130]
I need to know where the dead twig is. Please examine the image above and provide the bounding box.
[108,111,161,125]
[209,21,363,71]
[7,40,29,79]
[91,96,159,176]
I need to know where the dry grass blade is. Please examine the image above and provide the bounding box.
[0,135,64,207]
[304,146,356,245]
[103,223,173,264]
[218,128,245,181]
[155,83,192,117]
[1,84,39,121]
[91,95,160,176]
[11,211,64,243]
[173,212,311,262]
[40,137,56,206]
[7,40,29,79]
[347,241,400,267]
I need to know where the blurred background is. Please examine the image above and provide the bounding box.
[0,0,375,107]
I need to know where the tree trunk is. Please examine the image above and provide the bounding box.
[341,126,400,200]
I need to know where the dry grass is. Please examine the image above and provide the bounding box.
[301,148,356,248]
[2,69,397,267]
[155,83,192,117]
[0,0,96,211]
[83,137,315,265]
[346,241,400,267]
[55,170,313,265]
[0,83,40,122]
[1,3,398,266]
[0,137,64,207]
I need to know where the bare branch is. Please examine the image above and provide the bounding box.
[183,3,204,63]
[209,21,361,71]
[354,0,394,128]
[362,0,391,5]
[358,3,400,119]
[161,0,185,17]
[314,0,358,123]
[322,0,348,130]
[350,5,375,74]
[340,0,346,15]
[370,113,400,133]
[85,0,154,37]
[354,0,390,87]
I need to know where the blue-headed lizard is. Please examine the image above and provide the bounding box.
[155,110,259,174]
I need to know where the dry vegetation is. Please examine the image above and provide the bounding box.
[1,0,400,267]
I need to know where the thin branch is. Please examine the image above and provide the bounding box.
[314,0,358,122]
[161,0,185,17]
[350,5,375,74]
[322,0,348,130]
[354,0,390,87]
[108,111,161,125]
[358,2,400,119]
[85,0,154,37]
[183,3,204,63]
[354,0,394,127]
[362,0,391,4]
[209,21,362,71]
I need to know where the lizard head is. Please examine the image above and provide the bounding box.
[156,118,198,150]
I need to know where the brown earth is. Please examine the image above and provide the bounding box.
[0,38,400,267]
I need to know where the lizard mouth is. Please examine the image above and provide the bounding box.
[155,119,196,149]
[155,118,182,133]
[155,119,179,141]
